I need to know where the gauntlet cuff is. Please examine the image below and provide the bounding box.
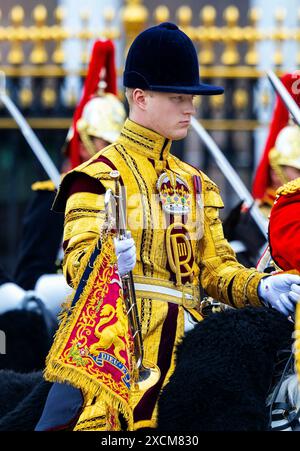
[231,269,266,308]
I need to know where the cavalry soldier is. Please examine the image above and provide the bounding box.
[266,176,300,428]
[224,72,300,268]
[10,38,125,316]
[269,177,300,277]
[36,22,300,431]
[252,72,300,218]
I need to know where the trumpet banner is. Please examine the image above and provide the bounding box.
[44,234,135,430]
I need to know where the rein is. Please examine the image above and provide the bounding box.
[268,350,300,431]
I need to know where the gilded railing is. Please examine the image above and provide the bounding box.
[1,3,299,69]
[0,1,299,124]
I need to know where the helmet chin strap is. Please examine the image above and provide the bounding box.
[77,119,97,157]
[270,159,289,186]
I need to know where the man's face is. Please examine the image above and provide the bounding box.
[282,165,300,182]
[144,91,197,140]
[79,137,109,162]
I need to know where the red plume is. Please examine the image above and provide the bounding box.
[69,39,117,169]
[252,72,300,199]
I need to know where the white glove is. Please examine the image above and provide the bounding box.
[258,273,300,316]
[35,274,73,316]
[114,232,136,277]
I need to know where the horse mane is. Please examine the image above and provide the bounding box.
[267,371,300,431]
[271,373,300,410]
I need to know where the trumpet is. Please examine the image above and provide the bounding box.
[104,170,160,391]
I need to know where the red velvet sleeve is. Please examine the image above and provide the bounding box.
[269,192,300,271]
[67,174,104,198]
[52,172,105,213]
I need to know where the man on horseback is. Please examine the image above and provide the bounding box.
[7,39,126,316]
[36,23,300,431]
[0,39,126,377]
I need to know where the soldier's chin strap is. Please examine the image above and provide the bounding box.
[0,71,61,188]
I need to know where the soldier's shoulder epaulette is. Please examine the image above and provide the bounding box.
[31,180,56,192]
[200,172,224,207]
[53,168,106,213]
[77,144,117,181]
[276,177,300,197]
[79,163,114,182]
[200,171,220,194]
[170,155,201,177]
[69,143,115,171]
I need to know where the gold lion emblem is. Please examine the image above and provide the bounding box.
[90,294,129,365]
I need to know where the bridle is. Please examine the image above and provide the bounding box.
[268,350,300,431]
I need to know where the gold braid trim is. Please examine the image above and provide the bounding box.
[45,239,97,354]
[133,305,185,431]
[64,144,114,176]
[118,119,172,159]
[65,209,105,225]
[115,145,154,277]
[74,417,108,431]
[231,269,266,308]
[31,180,56,191]
[73,398,118,431]
[245,272,266,307]
[170,154,200,177]
[216,268,237,305]
[94,173,119,181]
[276,177,300,197]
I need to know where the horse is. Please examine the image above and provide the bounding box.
[157,306,295,431]
[0,306,297,431]
[0,370,51,431]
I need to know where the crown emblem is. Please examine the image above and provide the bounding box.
[157,172,191,214]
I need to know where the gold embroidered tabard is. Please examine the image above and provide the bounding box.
[52,118,267,430]
[157,170,194,286]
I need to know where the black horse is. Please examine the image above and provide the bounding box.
[157,306,293,431]
[0,306,294,431]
